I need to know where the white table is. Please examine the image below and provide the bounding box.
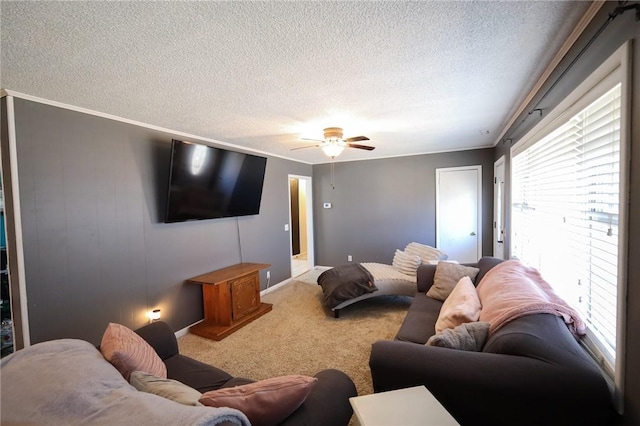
[349,386,459,426]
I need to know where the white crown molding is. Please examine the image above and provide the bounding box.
[2,89,493,165]
[0,89,314,165]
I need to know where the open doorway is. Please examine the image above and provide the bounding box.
[289,175,314,278]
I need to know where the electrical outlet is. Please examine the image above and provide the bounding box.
[348,255,352,262]
[266,271,271,280]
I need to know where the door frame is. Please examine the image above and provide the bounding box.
[287,174,314,276]
[493,156,506,259]
[1,95,29,349]
[435,165,482,263]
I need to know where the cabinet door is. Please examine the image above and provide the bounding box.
[230,274,259,321]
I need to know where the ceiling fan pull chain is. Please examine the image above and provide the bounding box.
[331,161,335,189]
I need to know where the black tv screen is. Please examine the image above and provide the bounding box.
[165,139,267,223]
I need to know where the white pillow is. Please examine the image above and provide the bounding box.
[130,370,203,406]
[404,242,448,262]
[392,250,422,276]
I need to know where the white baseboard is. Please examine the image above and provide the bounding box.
[311,265,332,271]
[175,320,200,338]
[261,277,293,295]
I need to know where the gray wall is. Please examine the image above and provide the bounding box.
[10,98,311,345]
[493,5,640,424]
[312,149,494,266]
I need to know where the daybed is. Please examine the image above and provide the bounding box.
[369,257,616,426]
[1,320,357,426]
[318,242,447,317]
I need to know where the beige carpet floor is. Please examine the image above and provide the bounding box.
[178,279,412,397]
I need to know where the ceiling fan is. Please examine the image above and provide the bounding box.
[291,127,375,158]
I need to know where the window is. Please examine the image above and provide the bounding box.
[510,42,629,408]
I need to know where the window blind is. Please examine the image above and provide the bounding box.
[512,83,621,368]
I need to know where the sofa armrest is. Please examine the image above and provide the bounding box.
[369,340,614,426]
[416,264,437,293]
[280,369,357,426]
[135,321,180,360]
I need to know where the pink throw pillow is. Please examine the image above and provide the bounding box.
[100,322,167,381]
[435,276,481,334]
[199,375,318,426]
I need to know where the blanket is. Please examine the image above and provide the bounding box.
[0,338,250,426]
[361,262,417,282]
[317,263,378,308]
[477,260,586,338]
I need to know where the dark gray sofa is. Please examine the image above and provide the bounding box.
[369,257,616,426]
[136,321,357,426]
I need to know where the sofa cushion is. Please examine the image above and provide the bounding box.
[134,321,180,361]
[100,322,167,381]
[199,375,318,426]
[482,314,596,368]
[427,262,480,302]
[427,321,490,351]
[222,377,256,388]
[395,293,443,344]
[435,276,481,333]
[475,256,505,284]
[130,370,203,406]
[165,354,234,393]
[392,249,422,276]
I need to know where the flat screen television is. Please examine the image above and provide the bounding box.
[164,139,267,223]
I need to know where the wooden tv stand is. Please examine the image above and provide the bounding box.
[187,262,272,341]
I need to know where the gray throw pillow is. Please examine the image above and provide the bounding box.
[427,262,480,302]
[426,321,490,351]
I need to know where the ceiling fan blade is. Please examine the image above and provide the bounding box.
[347,143,375,151]
[345,135,370,142]
[301,137,324,142]
[290,144,320,151]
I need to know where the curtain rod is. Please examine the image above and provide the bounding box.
[500,1,639,145]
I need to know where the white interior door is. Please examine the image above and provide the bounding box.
[436,166,481,263]
[493,156,506,259]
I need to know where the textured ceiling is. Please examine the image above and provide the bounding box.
[1,1,590,164]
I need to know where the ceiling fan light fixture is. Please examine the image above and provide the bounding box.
[293,126,373,158]
[322,144,345,158]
